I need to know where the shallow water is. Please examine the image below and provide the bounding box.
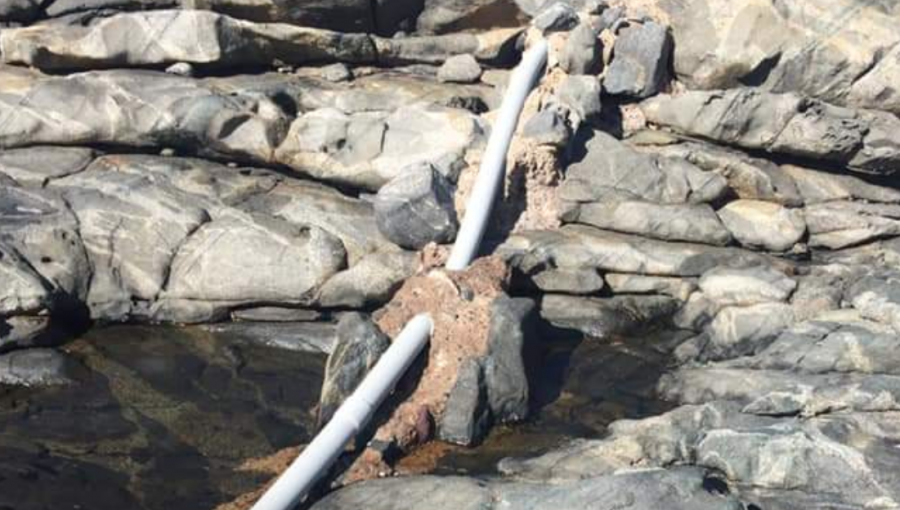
[0,324,679,509]
[0,325,325,510]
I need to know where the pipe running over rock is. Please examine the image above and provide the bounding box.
[251,38,549,510]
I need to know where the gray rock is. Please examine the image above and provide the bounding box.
[231,307,321,322]
[530,267,605,294]
[805,201,900,250]
[532,2,579,33]
[649,141,802,207]
[847,272,900,332]
[417,0,527,34]
[604,273,695,301]
[642,89,900,176]
[783,164,900,205]
[604,21,672,98]
[437,54,482,83]
[316,251,416,309]
[701,302,795,361]
[373,29,523,67]
[790,272,844,321]
[499,224,773,278]
[0,66,288,165]
[540,293,678,338]
[320,63,353,82]
[484,295,535,423]
[0,146,95,185]
[374,164,459,249]
[0,0,39,22]
[698,266,797,307]
[310,468,745,510]
[0,241,52,317]
[560,21,602,75]
[0,348,74,386]
[522,105,571,147]
[559,132,728,207]
[202,321,336,354]
[564,200,732,245]
[439,357,490,446]
[318,313,390,428]
[717,200,806,252]
[275,104,481,190]
[163,213,347,308]
[164,62,193,77]
[654,0,900,115]
[0,10,378,70]
[557,74,602,121]
[0,316,54,353]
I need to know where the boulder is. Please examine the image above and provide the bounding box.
[847,272,900,332]
[317,251,416,309]
[564,201,732,245]
[484,295,536,423]
[698,266,796,307]
[557,74,602,121]
[0,146,95,185]
[0,241,52,317]
[530,267,605,294]
[439,357,490,446]
[604,21,672,98]
[437,54,482,83]
[700,303,795,361]
[782,164,900,205]
[560,21,602,75]
[805,201,900,250]
[416,0,527,34]
[642,89,900,176]
[318,313,390,428]
[521,105,571,147]
[605,273,695,300]
[717,200,806,252]
[373,164,459,250]
[540,293,678,338]
[532,2,579,33]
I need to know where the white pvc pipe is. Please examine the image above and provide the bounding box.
[446,38,549,271]
[251,39,549,510]
[252,314,434,510]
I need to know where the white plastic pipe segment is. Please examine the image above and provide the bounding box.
[446,38,549,271]
[251,314,434,510]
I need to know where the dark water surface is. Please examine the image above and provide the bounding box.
[0,325,325,510]
[0,324,678,509]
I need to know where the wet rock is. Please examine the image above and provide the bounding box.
[700,303,795,361]
[0,348,73,386]
[698,266,796,307]
[231,307,321,322]
[0,11,378,70]
[522,105,571,147]
[717,200,806,252]
[318,313,390,428]
[0,146,95,186]
[557,74,602,121]
[540,293,678,338]
[484,295,535,423]
[805,201,900,250]
[317,251,416,309]
[604,21,672,98]
[439,357,489,446]
[374,164,459,250]
[437,54,482,83]
[310,468,745,510]
[202,321,336,354]
[642,89,900,176]
[560,21,602,75]
[532,2,579,33]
